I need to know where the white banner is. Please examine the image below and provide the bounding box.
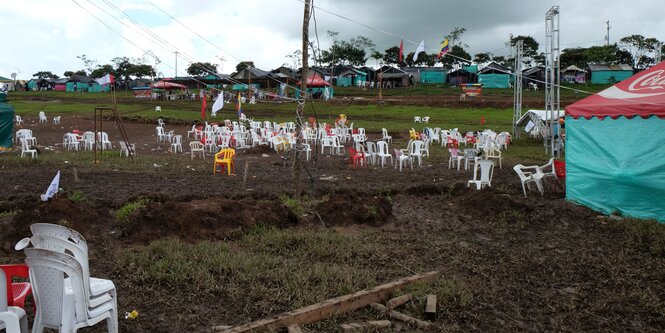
[40,170,60,201]
[212,91,224,116]
[413,40,425,62]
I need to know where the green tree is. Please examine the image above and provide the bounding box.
[90,64,115,79]
[186,62,218,76]
[445,27,468,49]
[382,46,400,65]
[319,33,375,67]
[33,71,59,79]
[286,49,302,69]
[440,45,471,66]
[370,49,383,67]
[129,64,156,79]
[619,34,660,69]
[235,61,255,73]
[112,57,133,82]
[474,52,491,63]
[510,35,540,66]
[63,71,75,78]
[77,54,97,74]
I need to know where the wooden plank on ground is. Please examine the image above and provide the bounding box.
[339,320,392,332]
[370,303,431,330]
[424,294,437,321]
[386,294,413,309]
[212,271,439,332]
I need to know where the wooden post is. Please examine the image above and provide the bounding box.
[242,160,249,187]
[386,294,412,309]
[424,294,437,321]
[72,167,79,183]
[339,320,392,332]
[294,0,311,201]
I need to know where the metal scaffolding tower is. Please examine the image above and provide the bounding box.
[512,40,524,138]
[545,6,560,156]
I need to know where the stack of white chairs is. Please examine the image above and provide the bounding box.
[16,223,118,333]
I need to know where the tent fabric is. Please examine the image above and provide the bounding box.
[0,98,14,148]
[478,74,510,88]
[151,81,187,89]
[566,116,665,222]
[297,73,331,87]
[567,61,665,119]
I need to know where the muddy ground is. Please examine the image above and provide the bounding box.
[1,103,664,332]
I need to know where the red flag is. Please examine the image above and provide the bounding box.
[399,39,403,63]
[480,116,485,125]
[201,93,207,119]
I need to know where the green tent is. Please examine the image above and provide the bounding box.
[477,74,510,88]
[0,93,14,149]
[565,61,665,222]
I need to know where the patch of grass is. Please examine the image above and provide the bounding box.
[118,232,383,311]
[622,218,665,256]
[115,197,150,228]
[280,194,304,216]
[0,209,20,218]
[68,191,86,203]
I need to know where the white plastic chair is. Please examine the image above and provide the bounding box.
[66,133,81,151]
[394,148,412,172]
[155,105,162,112]
[24,248,118,333]
[0,269,28,333]
[39,111,47,124]
[463,149,479,171]
[448,148,462,170]
[535,158,559,191]
[156,127,166,142]
[157,118,165,127]
[19,138,37,158]
[53,116,61,125]
[422,116,430,123]
[119,141,136,157]
[376,141,393,167]
[468,160,495,190]
[190,141,205,159]
[15,115,24,126]
[513,164,544,197]
[414,116,421,123]
[171,135,183,153]
[187,125,197,138]
[381,128,392,143]
[365,141,378,165]
[409,140,424,166]
[97,132,112,150]
[82,131,95,151]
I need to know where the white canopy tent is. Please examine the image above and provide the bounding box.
[515,110,564,138]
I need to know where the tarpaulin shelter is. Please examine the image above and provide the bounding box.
[565,61,665,222]
[296,73,333,100]
[151,81,187,89]
[0,93,14,149]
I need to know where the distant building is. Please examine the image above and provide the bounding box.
[403,67,448,84]
[477,61,511,88]
[587,64,632,84]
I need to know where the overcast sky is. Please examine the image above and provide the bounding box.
[2,0,664,80]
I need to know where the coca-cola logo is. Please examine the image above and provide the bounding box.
[599,69,665,99]
[628,70,665,92]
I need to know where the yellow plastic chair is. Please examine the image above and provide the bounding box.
[409,128,419,140]
[213,148,235,175]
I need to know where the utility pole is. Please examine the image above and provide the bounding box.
[294,0,311,201]
[606,21,611,46]
[174,51,179,77]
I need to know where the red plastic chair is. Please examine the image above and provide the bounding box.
[0,264,32,310]
[348,148,365,168]
[554,160,566,191]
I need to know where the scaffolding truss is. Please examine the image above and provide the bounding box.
[512,40,524,138]
[545,5,560,156]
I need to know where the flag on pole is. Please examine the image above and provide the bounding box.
[211,91,224,117]
[413,40,425,62]
[437,38,450,59]
[201,93,207,119]
[40,170,60,201]
[94,73,115,86]
[399,39,404,63]
[236,92,243,117]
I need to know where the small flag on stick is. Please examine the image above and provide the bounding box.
[399,39,404,63]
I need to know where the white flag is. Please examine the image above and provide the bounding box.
[413,40,425,62]
[212,91,224,116]
[40,170,60,201]
[94,73,114,86]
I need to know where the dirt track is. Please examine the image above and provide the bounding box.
[1,112,664,332]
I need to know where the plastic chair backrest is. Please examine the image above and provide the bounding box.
[478,160,494,182]
[377,141,388,154]
[554,160,566,178]
[0,269,7,312]
[24,249,89,325]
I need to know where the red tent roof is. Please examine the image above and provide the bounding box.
[566,61,665,119]
[151,81,187,89]
[297,73,331,87]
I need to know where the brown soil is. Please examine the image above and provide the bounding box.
[1,103,663,333]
